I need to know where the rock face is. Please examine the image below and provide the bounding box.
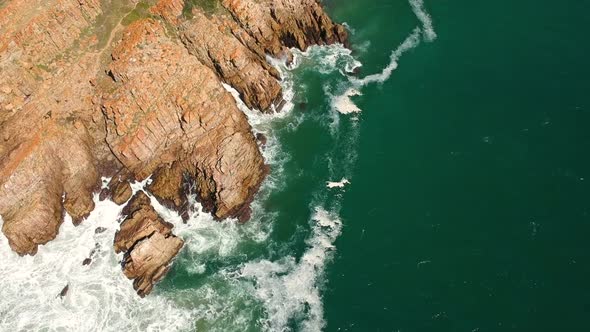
[100,171,133,205]
[114,192,183,297]
[221,0,348,55]
[0,0,347,294]
[102,18,267,221]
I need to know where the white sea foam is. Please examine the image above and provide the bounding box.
[332,0,437,115]
[409,0,437,42]
[330,87,363,115]
[0,197,193,332]
[237,207,343,332]
[291,44,361,76]
[153,191,270,259]
[351,27,422,87]
[330,27,422,114]
[326,178,351,189]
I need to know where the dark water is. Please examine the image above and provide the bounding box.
[322,0,590,331]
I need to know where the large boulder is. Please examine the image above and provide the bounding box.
[114,192,183,297]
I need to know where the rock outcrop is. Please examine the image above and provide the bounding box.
[0,0,347,294]
[102,18,267,221]
[114,192,183,296]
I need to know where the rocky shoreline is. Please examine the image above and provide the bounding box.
[0,0,346,296]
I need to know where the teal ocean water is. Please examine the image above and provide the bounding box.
[1,0,589,331]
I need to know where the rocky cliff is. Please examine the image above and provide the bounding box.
[0,0,347,295]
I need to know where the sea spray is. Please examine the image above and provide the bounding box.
[410,0,438,42]
[220,42,362,331]
[236,207,343,332]
[351,27,422,87]
[0,198,193,332]
[331,0,437,115]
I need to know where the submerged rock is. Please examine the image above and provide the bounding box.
[94,227,107,234]
[58,284,69,298]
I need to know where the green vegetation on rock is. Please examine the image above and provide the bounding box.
[122,1,154,26]
[182,0,219,18]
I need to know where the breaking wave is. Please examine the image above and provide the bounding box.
[0,198,193,332]
[235,207,342,332]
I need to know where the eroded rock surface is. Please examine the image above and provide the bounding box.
[114,191,183,296]
[0,0,347,294]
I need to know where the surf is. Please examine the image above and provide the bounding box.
[333,0,437,115]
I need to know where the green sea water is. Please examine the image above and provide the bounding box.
[321,0,590,331]
[160,0,590,331]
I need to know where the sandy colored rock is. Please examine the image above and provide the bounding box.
[221,0,348,56]
[114,191,183,297]
[102,18,267,220]
[100,171,133,205]
[179,10,283,111]
[0,0,112,255]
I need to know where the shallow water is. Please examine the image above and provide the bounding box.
[1,0,589,331]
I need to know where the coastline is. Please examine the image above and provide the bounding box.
[0,0,348,295]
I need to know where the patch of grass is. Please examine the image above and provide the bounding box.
[92,0,136,49]
[36,64,51,72]
[122,1,153,26]
[182,0,220,18]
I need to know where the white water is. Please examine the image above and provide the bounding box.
[331,88,363,114]
[327,178,351,189]
[236,207,342,332]
[333,0,437,114]
[351,27,422,87]
[410,0,438,42]
[0,197,193,332]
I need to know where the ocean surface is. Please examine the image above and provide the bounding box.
[1,0,589,331]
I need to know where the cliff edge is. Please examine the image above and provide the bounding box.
[0,0,346,295]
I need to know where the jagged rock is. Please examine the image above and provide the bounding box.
[100,172,133,205]
[0,0,109,255]
[114,192,183,297]
[179,10,283,111]
[82,258,92,266]
[102,18,267,221]
[221,0,348,56]
[0,0,347,294]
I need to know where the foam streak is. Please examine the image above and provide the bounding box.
[238,207,342,332]
[410,0,437,42]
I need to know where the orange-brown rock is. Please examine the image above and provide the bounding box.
[221,0,348,56]
[102,18,267,220]
[114,191,183,296]
[179,11,283,111]
[100,171,133,205]
[0,0,348,294]
[0,0,109,255]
